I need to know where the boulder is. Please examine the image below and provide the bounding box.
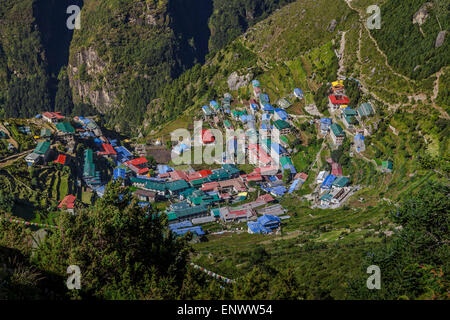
[435,30,447,48]
[328,19,337,32]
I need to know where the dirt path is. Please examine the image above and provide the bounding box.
[0,149,34,168]
[343,0,414,83]
[337,31,347,78]
[430,68,450,119]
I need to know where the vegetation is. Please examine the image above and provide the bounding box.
[371,0,449,79]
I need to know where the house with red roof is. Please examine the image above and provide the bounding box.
[169,170,189,181]
[331,163,343,176]
[42,111,64,124]
[124,157,149,175]
[294,172,309,182]
[201,129,215,144]
[248,144,273,166]
[256,194,275,204]
[328,95,350,110]
[54,154,67,165]
[97,143,117,158]
[58,195,76,214]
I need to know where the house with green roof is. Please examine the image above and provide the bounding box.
[208,169,230,182]
[279,135,290,148]
[83,149,101,186]
[0,131,7,139]
[188,194,221,206]
[35,141,51,155]
[357,102,375,118]
[166,180,190,196]
[25,141,52,165]
[320,193,333,206]
[167,205,209,223]
[56,122,75,134]
[332,176,350,188]
[223,120,233,130]
[273,120,291,135]
[40,128,51,138]
[330,123,345,146]
[144,181,168,196]
[277,98,292,109]
[222,164,240,178]
[381,160,393,173]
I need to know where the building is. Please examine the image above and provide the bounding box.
[83,149,101,186]
[248,215,281,234]
[220,208,256,223]
[357,102,375,118]
[274,108,289,121]
[294,88,304,99]
[54,154,67,165]
[273,120,291,135]
[56,122,75,134]
[202,105,214,117]
[26,141,51,165]
[316,170,329,184]
[331,163,343,176]
[248,144,273,166]
[98,143,117,158]
[42,112,64,124]
[210,100,221,113]
[201,129,215,144]
[167,205,209,223]
[381,160,393,173]
[280,156,296,174]
[321,174,336,190]
[320,118,332,134]
[262,104,274,113]
[277,98,292,109]
[40,128,51,138]
[58,195,76,214]
[134,190,156,202]
[332,176,350,188]
[328,95,350,110]
[354,133,366,153]
[330,123,345,146]
[124,157,150,175]
[342,109,358,129]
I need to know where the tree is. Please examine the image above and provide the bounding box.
[282,169,292,184]
[32,181,193,299]
[347,182,449,299]
[55,70,74,115]
[0,190,15,213]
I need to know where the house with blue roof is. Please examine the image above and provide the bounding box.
[209,100,220,112]
[320,118,332,134]
[202,105,214,117]
[321,174,336,190]
[262,104,274,113]
[262,113,271,121]
[172,143,190,156]
[172,226,205,237]
[294,88,304,99]
[274,108,289,121]
[270,142,287,157]
[354,133,365,153]
[247,215,281,234]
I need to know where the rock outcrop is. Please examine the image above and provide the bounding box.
[412,2,433,26]
[227,72,253,91]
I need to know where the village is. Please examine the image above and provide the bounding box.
[0,78,394,240]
